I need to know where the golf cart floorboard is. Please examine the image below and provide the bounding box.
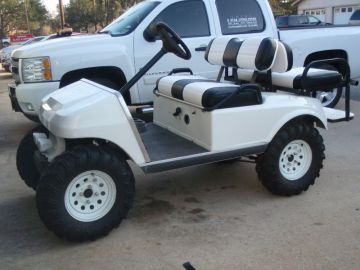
[139,123,207,161]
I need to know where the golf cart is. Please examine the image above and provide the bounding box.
[16,23,354,241]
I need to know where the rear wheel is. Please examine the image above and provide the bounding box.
[256,122,325,196]
[36,145,135,241]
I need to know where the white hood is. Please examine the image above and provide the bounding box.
[12,34,112,58]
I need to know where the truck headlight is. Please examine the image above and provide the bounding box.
[22,57,52,82]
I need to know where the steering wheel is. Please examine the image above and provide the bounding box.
[156,22,191,60]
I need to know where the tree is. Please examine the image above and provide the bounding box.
[0,0,23,37]
[0,0,48,36]
[268,0,296,16]
[64,0,138,32]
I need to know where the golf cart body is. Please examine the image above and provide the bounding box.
[19,23,354,241]
[38,35,335,171]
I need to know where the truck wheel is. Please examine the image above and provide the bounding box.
[316,88,342,108]
[23,113,40,123]
[90,77,119,89]
[315,63,342,108]
[16,125,48,190]
[256,122,325,196]
[36,145,135,241]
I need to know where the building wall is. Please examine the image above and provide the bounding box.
[297,0,360,24]
[298,0,360,10]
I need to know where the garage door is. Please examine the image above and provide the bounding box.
[334,6,356,24]
[304,9,326,22]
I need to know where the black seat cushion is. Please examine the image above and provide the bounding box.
[292,70,342,90]
[237,67,342,91]
[157,75,262,109]
[201,86,262,109]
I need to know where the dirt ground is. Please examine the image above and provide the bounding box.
[0,70,359,270]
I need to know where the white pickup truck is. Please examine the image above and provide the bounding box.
[9,0,360,121]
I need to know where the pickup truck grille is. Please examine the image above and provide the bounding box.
[11,57,21,85]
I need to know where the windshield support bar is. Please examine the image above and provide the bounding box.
[120,48,166,96]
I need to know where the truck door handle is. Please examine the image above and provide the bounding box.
[195,45,207,52]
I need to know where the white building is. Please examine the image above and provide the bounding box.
[293,0,360,24]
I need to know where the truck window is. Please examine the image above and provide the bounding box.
[276,16,288,27]
[350,10,360,20]
[101,1,160,36]
[308,16,320,24]
[216,0,265,35]
[152,0,210,38]
[289,15,307,25]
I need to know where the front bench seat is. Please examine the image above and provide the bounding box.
[237,40,343,91]
[156,36,278,110]
[157,75,262,108]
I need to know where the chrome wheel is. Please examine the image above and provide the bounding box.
[64,170,116,222]
[279,140,312,181]
[316,89,338,107]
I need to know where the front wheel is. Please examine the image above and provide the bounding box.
[256,122,325,196]
[16,125,48,190]
[36,145,135,241]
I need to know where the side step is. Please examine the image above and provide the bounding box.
[135,106,154,114]
[323,107,354,123]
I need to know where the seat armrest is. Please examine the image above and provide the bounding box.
[301,58,350,91]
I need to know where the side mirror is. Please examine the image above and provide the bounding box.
[143,23,158,42]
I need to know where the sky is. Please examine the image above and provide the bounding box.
[43,0,70,14]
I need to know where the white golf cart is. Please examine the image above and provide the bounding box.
[16,23,354,241]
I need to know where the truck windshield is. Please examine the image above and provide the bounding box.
[100,1,160,36]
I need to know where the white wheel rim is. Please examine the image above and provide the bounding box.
[279,140,312,181]
[64,170,116,222]
[316,89,337,107]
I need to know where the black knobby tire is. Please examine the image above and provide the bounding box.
[16,125,48,190]
[36,145,135,242]
[256,122,325,196]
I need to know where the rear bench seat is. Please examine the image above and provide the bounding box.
[156,36,278,110]
[237,40,343,92]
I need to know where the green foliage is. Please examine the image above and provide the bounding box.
[0,0,48,36]
[268,0,297,16]
[64,0,138,32]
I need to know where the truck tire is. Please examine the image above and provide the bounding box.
[90,77,119,90]
[36,145,135,242]
[23,113,40,123]
[256,122,325,196]
[16,125,48,190]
